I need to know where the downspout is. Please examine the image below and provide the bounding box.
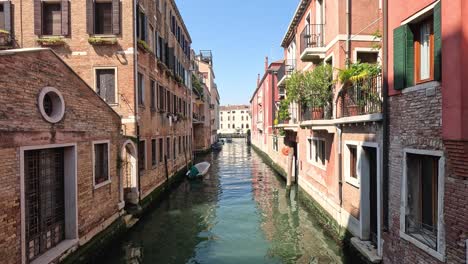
[346,0,351,65]
[133,0,141,202]
[337,125,343,206]
[382,0,389,231]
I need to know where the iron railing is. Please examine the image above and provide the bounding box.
[337,74,382,118]
[406,215,437,250]
[277,59,297,82]
[300,24,325,55]
[301,97,334,121]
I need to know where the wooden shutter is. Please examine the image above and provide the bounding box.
[61,0,69,36]
[86,0,94,34]
[112,0,120,34]
[393,25,414,90]
[433,2,442,81]
[3,1,11,32]
[405,24,414,87]
[34,0,42,35]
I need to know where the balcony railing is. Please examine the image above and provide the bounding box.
[193,113,205,123]
[337,74,382,118]
[277,59,296,85]
[300,24,325,55]
[301,97,333,121]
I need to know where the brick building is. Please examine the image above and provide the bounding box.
[250,57,283,145]
[383,0,467,263]
[0,48,123,264]
[1,0,194,204]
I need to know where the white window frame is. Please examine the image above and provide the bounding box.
[92,140,111,189]
[93,67,118,105]
[324,53,334,66]
[400,148,446,261]
[344,141,360,187]
[272,136,279,152]
[307,136,327,170]
[353,47,381,64]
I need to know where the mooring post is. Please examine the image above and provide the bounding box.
[287,147,294,188]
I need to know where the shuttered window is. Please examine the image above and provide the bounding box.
[96,69,116,104]
[138,73,145,106]
[35,0,68,36]
[158,138,163,163]
[137,9,147,41]
[393,3,441,90]
[87,0,120,35]
[158,85,165,111]
[0,3,5,30]
[138,141,146,172]
[151,139,157,167]
[150,80,156,110]
[95,2,112,34]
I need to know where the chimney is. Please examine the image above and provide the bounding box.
[257,74,260,87]
[265,56,269,72]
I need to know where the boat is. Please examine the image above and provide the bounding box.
[186,162,211,179]
[226,138,233,143]
[211,142,223,151]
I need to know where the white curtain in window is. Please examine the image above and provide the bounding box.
[420,23,431,80]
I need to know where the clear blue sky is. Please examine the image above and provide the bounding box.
[176,0,298,106]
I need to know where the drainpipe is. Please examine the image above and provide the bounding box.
[382,0,389,231]
[346,0,351,65]
[337,125,343,206]
[133,0,141,202]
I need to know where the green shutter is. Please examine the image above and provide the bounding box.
[393,25,407,90]
[405,24,414,87]
[433,1,442,81]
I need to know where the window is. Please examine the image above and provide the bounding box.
[38,87,65,124]
[356,52,379,64]
[241,124,244,129]
[405,153,439,250]
[166,90,171,113]
[344,143,360,187]
[173,137,176,160]
[273,136,279,152]
[393,2,441,90]
[86,0,119,35]
[138,72,144,106]
[246,124,249,129]
[241,116,244,121]
[138,140,146,172]
[151,139,157,167]
[0,3,5,31]
[96,69,116,104]
[221,124,223,129]
[415,19,434,83]
[136,8,147,41]
[94,2,112,35]
[166,137,170,160]
[178,136,182,154]
[158,85,165,111]
[308,138,326,168]
[93,142,110,187]
[349,145,358,179]
[42,2,62,36]
[150,80,156,110]
[228,124,230,129]
[233,116,235,121]
[159,138,163,163]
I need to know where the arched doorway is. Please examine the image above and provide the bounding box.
[121,140,138,206]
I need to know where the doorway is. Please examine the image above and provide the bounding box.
[364,146,378,246]
[122,140,138,205]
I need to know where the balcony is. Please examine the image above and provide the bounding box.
[300,24,326,63]
[301,97,333,121]
[193,113,205,124]
[337,74,383,121]
[277,59,296,87]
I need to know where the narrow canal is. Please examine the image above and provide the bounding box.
[98,139,359,264]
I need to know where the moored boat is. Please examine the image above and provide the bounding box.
[186,162,211,179]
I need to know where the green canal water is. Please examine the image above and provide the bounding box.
[98,139,361,264]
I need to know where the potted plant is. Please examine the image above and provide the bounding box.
[137,39,151,53]
[302,64,334,120]
[88,37,118,45]
[0,30,11,46]
[278,99,291,123]
[37,37,66,46]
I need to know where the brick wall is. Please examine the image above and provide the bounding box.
[383,83,446,264]
[0,50,123,264]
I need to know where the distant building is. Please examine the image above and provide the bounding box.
[219,105,251,135]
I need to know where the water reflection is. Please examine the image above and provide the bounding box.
[97,139,349,264]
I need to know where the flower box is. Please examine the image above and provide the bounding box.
[88,37,118,45]
[0,30,11,46]
[37,37,66,46]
